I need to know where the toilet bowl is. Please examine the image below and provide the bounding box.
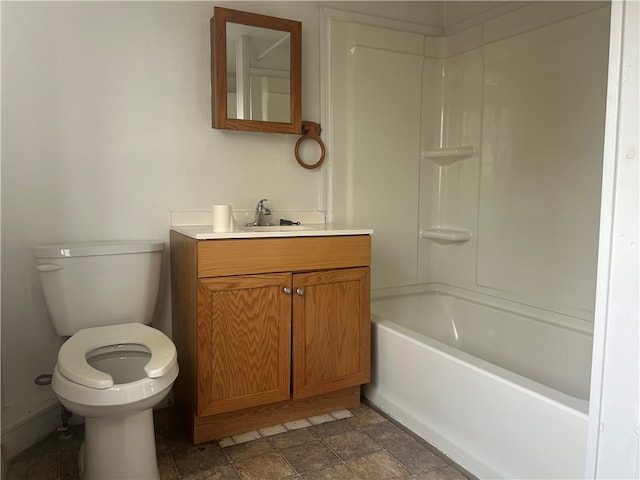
[34,240,178,480]
[52,323,178,415]
[52,324,178,480]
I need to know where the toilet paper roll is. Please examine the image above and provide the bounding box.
[212,204,234,232]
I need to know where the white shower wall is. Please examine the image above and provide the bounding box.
[329,2,610,323]
[329,21,425,289]
[420,5,609,321]
[418,49,483,297]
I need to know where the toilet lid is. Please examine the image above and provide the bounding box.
[57,323,177,389]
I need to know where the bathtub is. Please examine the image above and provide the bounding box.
[364,286,592,479]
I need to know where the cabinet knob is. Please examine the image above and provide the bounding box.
[296,287,305,296]
[283,287,292,295]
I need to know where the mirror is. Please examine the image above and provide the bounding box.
[211,7,302,134]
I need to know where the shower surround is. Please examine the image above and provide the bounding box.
[325,2,609,478]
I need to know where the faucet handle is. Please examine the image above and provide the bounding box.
[256,199,271,214]
[253,199,271,226]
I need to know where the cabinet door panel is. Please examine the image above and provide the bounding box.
[292,267,370,399]
[197,273,291,415]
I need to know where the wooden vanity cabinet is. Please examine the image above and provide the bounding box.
[197,273,292,417]
[170,232,371,443]
[291,267,370,399]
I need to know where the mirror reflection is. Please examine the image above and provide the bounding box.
[226,23,291,123]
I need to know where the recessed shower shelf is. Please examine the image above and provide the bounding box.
[420,228,472,243]
[421,146,476,166]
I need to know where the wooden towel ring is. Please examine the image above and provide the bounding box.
[295,121,325,169]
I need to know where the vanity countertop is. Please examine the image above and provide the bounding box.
[170,210,372,239]
[171,223,373,240]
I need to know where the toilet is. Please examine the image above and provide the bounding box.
[34,240,179,480]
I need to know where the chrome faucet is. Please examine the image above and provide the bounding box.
[254,198,272,226]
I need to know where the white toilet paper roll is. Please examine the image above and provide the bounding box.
[212,204,233,232]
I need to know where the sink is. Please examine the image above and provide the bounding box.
[239,224,311,232]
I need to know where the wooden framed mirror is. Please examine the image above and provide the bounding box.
[211,7,302,134]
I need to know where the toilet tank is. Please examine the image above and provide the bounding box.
[34,240,164,336]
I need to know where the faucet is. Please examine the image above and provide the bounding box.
[254,198,272,226]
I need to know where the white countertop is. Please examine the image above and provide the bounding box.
[170,210,372,240]
[171,223,373,240]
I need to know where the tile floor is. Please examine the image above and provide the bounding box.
[6,403,474,480]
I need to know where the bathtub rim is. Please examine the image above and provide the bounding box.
[372,282,594,335]
[370,312,590,416]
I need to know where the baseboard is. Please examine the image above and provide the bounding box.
[1,402,62,460]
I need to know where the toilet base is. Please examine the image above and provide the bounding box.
[80,408,159,480]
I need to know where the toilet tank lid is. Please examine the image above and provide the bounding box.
[34,240,164,258]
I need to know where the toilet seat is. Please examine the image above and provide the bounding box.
[57,323,177,389]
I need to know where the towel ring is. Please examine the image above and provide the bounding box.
[295,121,325,169]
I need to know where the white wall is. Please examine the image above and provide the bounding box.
[0,0,320,436]
[0,0,446,457]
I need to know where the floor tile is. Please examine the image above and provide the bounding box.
[347,450,412,479]
[157,448,180,480]
[231,430,261,444]
[258,424,288,437]
[308,414,335,425]
[269,428,317,449]
[233,451,296,479]
[6,451,59,480]
[329,409,353,420]
[416,465,471,480]
[311,418,355,439]
[218,437,236,448]
[281,439,340,473]
[171,442,228,476]
[59,449,80,480]
[322,430,380,460]
[347,404,387,428]
[158,424,193,451]
[181,464,241,480]
[283,418,312,430]
[224,438,275,462]
[387,439,448,475]
[300,463,359,480]
[363,420,415,449]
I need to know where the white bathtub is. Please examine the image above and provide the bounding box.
[364,286,593,479]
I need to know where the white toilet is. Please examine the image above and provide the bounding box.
[34,240,179,480]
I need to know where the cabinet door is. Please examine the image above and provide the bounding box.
[292,267,370,399]
[197,273,291,416]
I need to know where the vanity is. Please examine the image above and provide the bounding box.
[169,219,372,443]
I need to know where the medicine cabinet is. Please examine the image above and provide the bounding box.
[211,7,302,134]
